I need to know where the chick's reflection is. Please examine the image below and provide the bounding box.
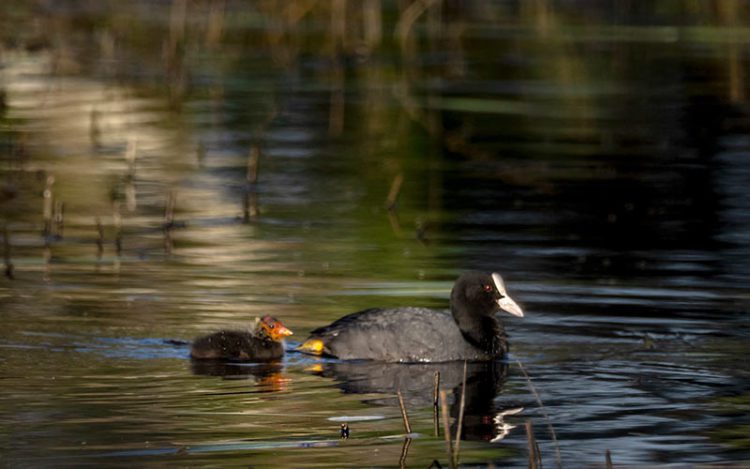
[191,360,288,391]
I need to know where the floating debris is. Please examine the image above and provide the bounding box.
[339,423,349,439]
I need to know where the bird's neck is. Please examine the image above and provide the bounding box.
[452,309,507,357]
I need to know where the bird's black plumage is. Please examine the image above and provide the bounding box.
[300,271,523,363]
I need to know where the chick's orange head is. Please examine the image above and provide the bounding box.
[259,315,293,341]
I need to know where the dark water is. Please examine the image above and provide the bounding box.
[1,1,749,467]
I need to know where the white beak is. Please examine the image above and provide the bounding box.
[492,273,524,318]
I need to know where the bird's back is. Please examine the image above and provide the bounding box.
[306,307,493,362]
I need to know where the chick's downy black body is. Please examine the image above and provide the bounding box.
[191,315,292,361]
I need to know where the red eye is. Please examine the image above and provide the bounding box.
[483,284,493,293]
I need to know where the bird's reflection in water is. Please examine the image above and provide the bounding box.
[190,360,288,391]
[311,360,522,443]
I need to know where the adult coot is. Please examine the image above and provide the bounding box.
[191,315,293,361]
[298,271,523,363]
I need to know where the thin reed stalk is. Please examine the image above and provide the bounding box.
[95,217,104,260]
[386,173,404,210]
[398,436,412,469]
[164,191,176,227]
[395,0,439,56]
[89,108,100,145]
[163,191,176,254]
[525,420,542,469]
[53,201,64,239]
[125,139,137,178]
[433,371,440,436]
[3,225,13,279]
[396,390,412,435]
[439,390,455,469]
[42,176,54,237]
[517,360,561,468]
[453,360,468,464]
[247,144,260,184]
[113,203,122,256]
[433,371,441,406]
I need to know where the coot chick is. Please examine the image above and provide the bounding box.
[298,272,523,363]
[191,315,293,361]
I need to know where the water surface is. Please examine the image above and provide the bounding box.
[1,1,749,467]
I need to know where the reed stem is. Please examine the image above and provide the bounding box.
[398,436,412,469]
[525,420,541,469]
[42,175,54,237]
[95,217,104,260]
[439,390,455,469]
[517,359,561,468]
[453,361,468,465]
[386,173,404,210]
[113,203,122,256]
[432,371,440,436]
[246,144,260,184]
[53,201,64,239]
[3,225,13,279]
[397,390,412,435]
